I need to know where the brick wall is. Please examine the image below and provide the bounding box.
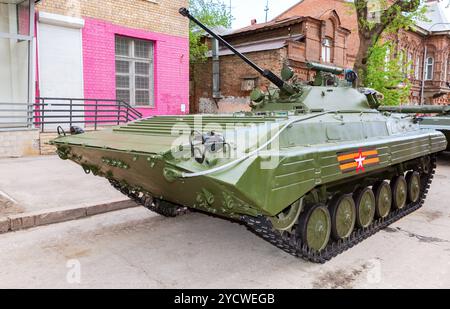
[35,1,190,117]
[39,133,57,155]
[278,0,450,105]
[192,49,285,113]
[36,0,189,38]
[276,0,359,64]
[82,18,190,117]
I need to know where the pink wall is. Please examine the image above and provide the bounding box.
[82,18,189,117]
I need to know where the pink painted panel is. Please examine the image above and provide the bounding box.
[82,17,189,119]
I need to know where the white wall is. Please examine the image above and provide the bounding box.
[37,12,85,130]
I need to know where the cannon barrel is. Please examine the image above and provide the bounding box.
[307,62,344,75]
[379,105,450,115]
[179,7,294,94]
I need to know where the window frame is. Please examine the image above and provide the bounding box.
[407,52,413,77]
[0,0,35,106]
[415,56,421,80]
[115,36,154,107]
[321,37,332,63]
[444,56,448,82]
[425,57,434,81]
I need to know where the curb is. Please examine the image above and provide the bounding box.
[0,199,139,234]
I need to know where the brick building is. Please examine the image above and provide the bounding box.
[35,0,189,116]
[0,0,189,157]
[192,0,450,113]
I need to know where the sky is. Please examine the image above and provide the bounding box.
[226,0,302,29]
[226,0,450,30]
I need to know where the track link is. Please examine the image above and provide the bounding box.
[242,155,437,264]
[108,179,189,217]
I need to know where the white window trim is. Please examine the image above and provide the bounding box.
[407,52,413,77]
[115,37,154,107]
[415,56,421,80]
[425,57,434,81]
[444,57,448,82]
[321,38,332,63]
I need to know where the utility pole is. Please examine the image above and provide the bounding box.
[264,0,269,22]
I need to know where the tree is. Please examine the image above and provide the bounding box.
[365,42,412,105]
[189,0,233,63]
[353,0,426,85]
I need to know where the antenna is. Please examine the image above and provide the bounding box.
[264,0,269,22]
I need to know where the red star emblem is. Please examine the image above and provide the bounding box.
[354,149,366,173]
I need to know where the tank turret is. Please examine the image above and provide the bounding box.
[379,104,450,151]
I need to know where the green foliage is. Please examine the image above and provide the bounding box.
[384,4,429,34]
[189,0,233,64]
[366,42,412,106]
[350,1,429,104]
[352,0,428,35]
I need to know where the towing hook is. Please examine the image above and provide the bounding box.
[57,126,66,137]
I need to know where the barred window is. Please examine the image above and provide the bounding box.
[115,36,154,106]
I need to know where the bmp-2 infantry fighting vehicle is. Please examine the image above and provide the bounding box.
[379,105,450,151]
[51,8,447,263]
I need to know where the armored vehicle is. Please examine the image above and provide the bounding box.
[51,8,447,263]
[379,105,450,151]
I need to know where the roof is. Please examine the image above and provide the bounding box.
[225,16,305,37]
[416,0,450,32]
[207,34,305,57]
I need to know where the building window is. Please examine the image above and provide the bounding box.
[398,52,405,74]
[407,52,413,77]
[425,57,434,81]
[0,0,34,105]
[321,38,332,63]
[415,56,421,80]
[115,36,154,106]
[444,57,448,82]
[241,77,258,91]
[384,46,391,68]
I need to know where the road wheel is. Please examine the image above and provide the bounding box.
[406,171,421,203]
[269,199,303,232]
[354,187,376,228]
[329,194,356,240]
[391,176,407,210]
[298,204,331,252]
[373,181,392,219]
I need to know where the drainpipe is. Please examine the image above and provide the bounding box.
[421,44,427,105]
[212,38,221,99]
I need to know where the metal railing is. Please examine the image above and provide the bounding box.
[0,102,34,130]
[0,98,143,132]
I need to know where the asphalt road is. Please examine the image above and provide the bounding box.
[0,154,449,289]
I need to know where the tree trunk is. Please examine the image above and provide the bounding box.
[354,35,373,87]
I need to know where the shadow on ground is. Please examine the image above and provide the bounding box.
[438,151,450,166]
